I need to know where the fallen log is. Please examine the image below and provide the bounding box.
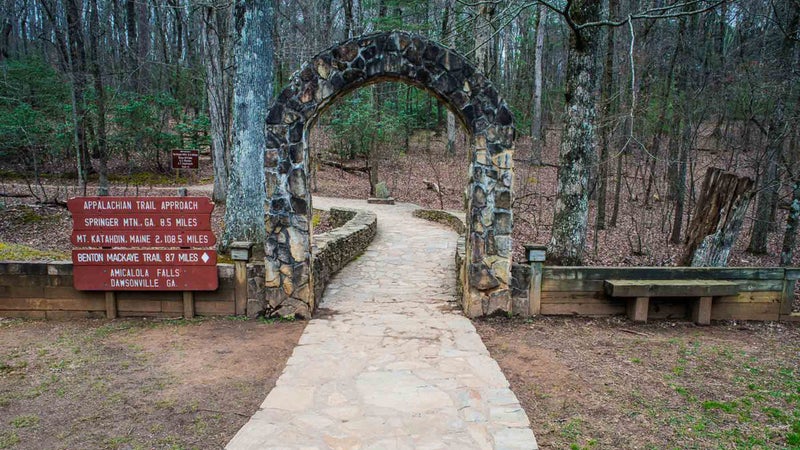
[321,160,369,174]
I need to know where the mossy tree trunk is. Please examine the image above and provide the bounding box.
[222,0,275,249]
[547,0,600,265]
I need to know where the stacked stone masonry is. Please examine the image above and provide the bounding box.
[247,208,377,318]
[264,31,516,318]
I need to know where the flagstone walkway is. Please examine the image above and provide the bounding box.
[227,197,537,449]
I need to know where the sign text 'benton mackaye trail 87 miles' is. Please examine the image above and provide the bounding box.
[69,196,218,291]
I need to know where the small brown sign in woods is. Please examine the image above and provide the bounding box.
[171,149,200,170]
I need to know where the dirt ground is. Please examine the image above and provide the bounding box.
[0,317,305,449]
[475,316,800,450]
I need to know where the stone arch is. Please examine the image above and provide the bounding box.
[261,31,514,318]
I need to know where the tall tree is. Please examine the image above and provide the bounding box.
[200,0,233,203]
[222,0,275,247]
[64,0,89,192]
[88,0,109,195]
[529,4,545,163]
[547,0,600,265]
[595,0,617,229]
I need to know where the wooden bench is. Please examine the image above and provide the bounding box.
[603,280,741,325]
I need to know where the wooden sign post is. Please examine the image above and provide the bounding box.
[69,196,218,318]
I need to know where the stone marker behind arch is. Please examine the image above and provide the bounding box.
[257,31,515,319]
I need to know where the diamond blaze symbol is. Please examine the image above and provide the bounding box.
[201,252,210,263]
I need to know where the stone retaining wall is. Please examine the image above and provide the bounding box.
[246,207,377,318]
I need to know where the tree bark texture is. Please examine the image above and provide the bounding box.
[89,0,109,196]
[680,167,754,267]
[748,99,784,254]
[201,1,233,203]
[530,5,545,163]
[222,0,274,248]
[547,0,600,265]
[596,0,617,230]
[64,0,89,192]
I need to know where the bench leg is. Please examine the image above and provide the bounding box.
[628,297,649,323]
[692,296,713,325]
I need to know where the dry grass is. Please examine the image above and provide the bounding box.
[475,316,800,450]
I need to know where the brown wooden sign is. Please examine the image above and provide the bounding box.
[73,266,218,290]
[68,196,214,214]
[171,149,199,169]
[72,213,212,231]
[69,196,218,291]
[73,249,217,266]
[71,230,216,247]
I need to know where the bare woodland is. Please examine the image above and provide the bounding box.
[0,0,798,267]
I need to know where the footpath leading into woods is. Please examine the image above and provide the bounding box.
[227,197,538,449]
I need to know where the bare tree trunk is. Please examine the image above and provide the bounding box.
[473,2,494,76]
[343,0,353,39]
[201,1,233,203]
[442,0,457,154]
[135,0,150,93]
[88,0,109,195]
[64,0,89,193]
[681,168,754,266]
[669,124,690,244]
[547,0,600,265]
[222,0,274,248]
[610,146,623,227]
[530,5,545,164]
[595,0,617,230]
[748,100,785,254]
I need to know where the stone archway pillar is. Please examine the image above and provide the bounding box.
[257,31,515,319]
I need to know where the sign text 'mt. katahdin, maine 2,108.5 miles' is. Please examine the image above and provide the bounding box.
[68,196,218,291]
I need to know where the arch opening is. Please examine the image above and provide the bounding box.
[258,31,515,318]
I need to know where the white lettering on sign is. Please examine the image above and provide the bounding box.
[143,252,162,262]
[90,234,127,245]
[83,217,119,227]
[106,252,140,263]
[178,253,198,262]
[159,200,199,211]
[83,200,133,210]
[175,217,198,227]
[136,200,156,210]
[156,268,181,277]
[186,234,208,244]
[77,252,103,262]
[111,278,159,288]
[110,268,150,277]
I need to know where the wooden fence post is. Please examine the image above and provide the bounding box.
[525,244,547,316]
[230,241,254,316]
[105,291,117,319]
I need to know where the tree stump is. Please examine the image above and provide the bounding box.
[680,168,754,267]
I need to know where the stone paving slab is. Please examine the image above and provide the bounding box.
[227,198,537,450]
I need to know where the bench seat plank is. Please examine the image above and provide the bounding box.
[604,280,740,298]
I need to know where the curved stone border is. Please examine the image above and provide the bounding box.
[262,31,515,318]
[412,209,466,235]
[312,208,378,304]
[249,207,377,318]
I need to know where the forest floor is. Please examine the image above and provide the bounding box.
[475,316,800,450]
[0,129,799,449]
[0,316,305,449]
[0,126,795,267]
